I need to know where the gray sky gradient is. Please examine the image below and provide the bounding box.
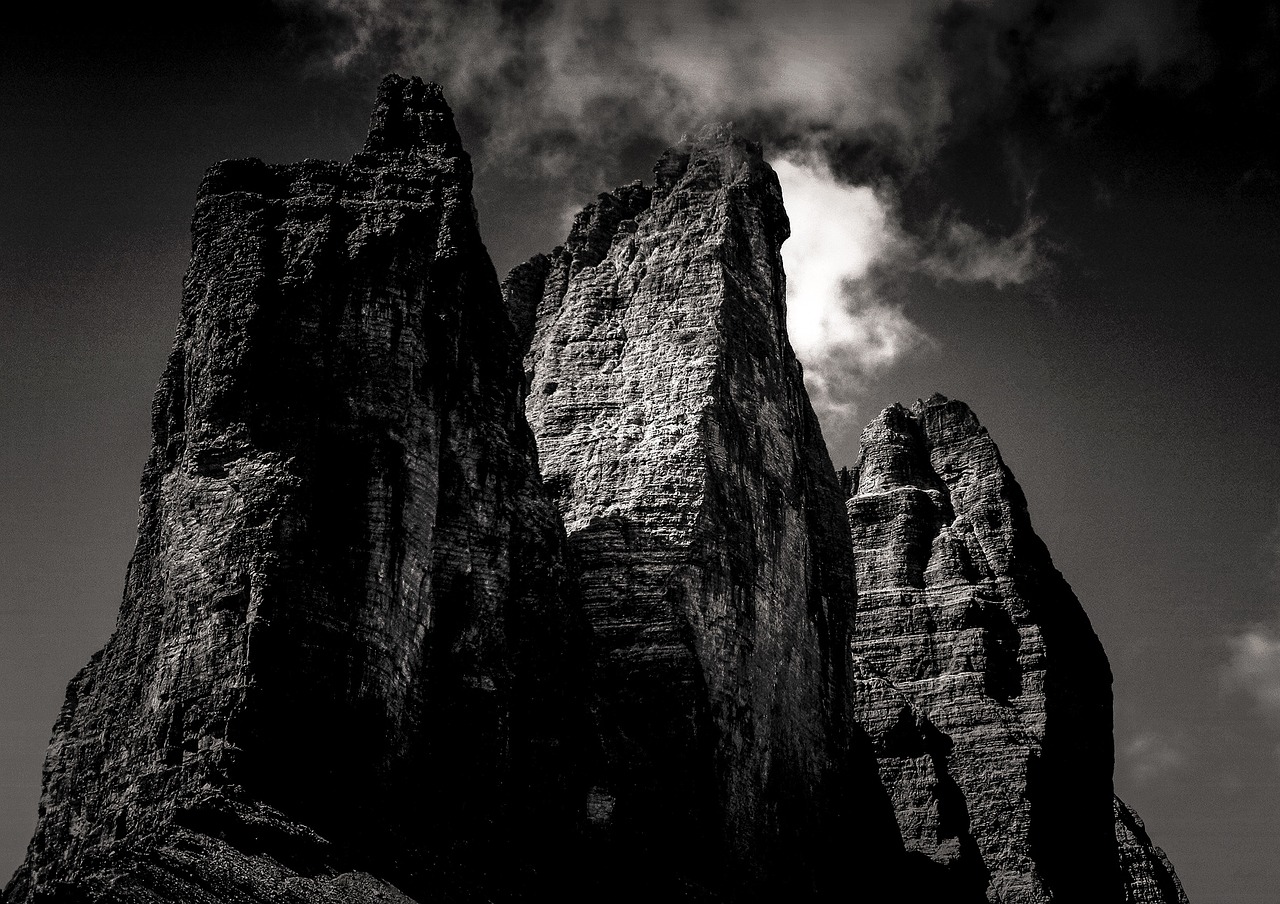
[2,2,1278,899]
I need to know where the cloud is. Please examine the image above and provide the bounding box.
[285,0,1213,182]
[1225,505,1280,726]
[918,212,1047,288]
[291,0,957,171]
[774,154,1051,423]
[773,156,923,422]
[278,0,1207,430]
[1227,629,1280,721]
[1122,731,1189,785]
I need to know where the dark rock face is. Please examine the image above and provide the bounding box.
[3,75,587,903]
[503,127,900,898]
[846,395,1184,903]
[1114,797,1189,904]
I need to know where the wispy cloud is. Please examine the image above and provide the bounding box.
[1122,730,1190,785]
[1226,630,1280,721]
[1225,505,1280,726]
[918,212,1048,289]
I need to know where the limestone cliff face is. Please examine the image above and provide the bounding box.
[503,127,899,898]
[847,395,1184,904]
[3,75,587,903]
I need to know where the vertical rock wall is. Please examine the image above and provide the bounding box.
[4,76,586,903]
[504,127,899,898]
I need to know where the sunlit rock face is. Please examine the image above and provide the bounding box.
[1114,796,1190,904]
[846,395,1185,904]
[2,75,589,904]
[503,126,902,899]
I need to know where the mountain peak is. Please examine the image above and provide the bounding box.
[363,73,463,156]
[652,123,788,244]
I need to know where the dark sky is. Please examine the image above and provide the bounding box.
[2,2,1278,900]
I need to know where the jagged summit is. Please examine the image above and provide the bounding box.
[653,123,789,240]
[916,390,952,407]
[362,73,464,157]
[847,396,1186,903]
[853,396,1001,504]
[5,76,1188,904]
[660,122,774,180]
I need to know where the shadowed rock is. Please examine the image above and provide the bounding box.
[3,74,588,904]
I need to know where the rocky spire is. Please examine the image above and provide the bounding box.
[3,74,588,903]
[503,126,901,899]
[361,74,464,158]
[847,394,1185,903]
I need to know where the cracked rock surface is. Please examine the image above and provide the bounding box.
[1114,796,1190,904]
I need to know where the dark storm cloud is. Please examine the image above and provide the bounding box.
[281,0,1228,172]
[275,0,1271,421]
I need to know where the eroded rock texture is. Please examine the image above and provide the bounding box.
[847,394,1185,903]
[1114,797,1189,904]
[3,75,587,903]
[503,127,900,898]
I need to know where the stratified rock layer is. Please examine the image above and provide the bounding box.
[4,75,586,903]
[1114,797,1189,904]
[847,395,1185,903]
[850,658,989,901]
[504,127,899,898]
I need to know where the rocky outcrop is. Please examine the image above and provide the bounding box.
[1114,797,1189,904]
[3,75,588,903]
[503,126,900,898]
[6,73,1188,904]
[846,394,1184,903]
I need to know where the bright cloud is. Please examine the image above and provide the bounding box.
[774,158,902,360]
[773,156,925,423]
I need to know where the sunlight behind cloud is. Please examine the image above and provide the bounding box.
[773,157,925,422]
[774,159,893,357]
